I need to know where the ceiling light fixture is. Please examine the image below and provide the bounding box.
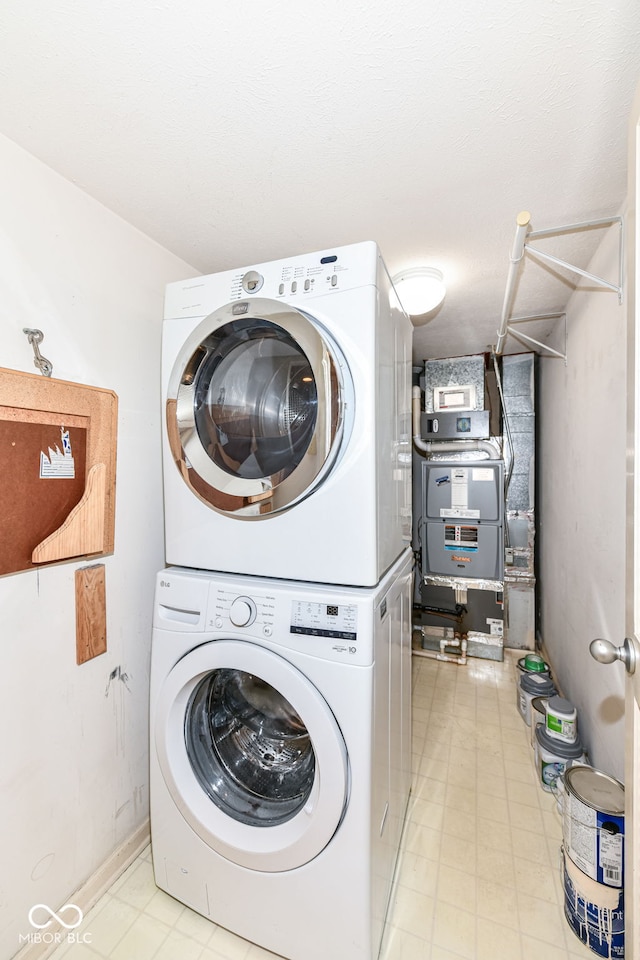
[392,266,446,317]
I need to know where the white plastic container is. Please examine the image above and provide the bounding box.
[530,695,549,749]
[545,695,578,743]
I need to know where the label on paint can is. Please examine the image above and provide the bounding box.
[563,767,625,888]
[545,695,577,744]
[547,713,576,739]
[562,849,624,959]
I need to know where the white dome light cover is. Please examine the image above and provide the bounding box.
[392,267,446,316]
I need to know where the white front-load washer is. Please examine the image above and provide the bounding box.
[149,549,413,960]
[162,240,412,586]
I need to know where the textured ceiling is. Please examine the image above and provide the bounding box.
[0,0,638,360]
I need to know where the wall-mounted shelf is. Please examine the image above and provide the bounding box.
[0,367,118,577]
[493,211,624,359]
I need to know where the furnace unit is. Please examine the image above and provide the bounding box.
[412,351,537,660]
[420,460,504,581]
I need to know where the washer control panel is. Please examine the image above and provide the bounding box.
[290,601,359,658]
[204,582,371,664]
[290,601,357,641]
[210,587,275,637]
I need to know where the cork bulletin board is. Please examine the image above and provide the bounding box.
[0,367,118,577]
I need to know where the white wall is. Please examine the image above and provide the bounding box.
[0,133,197,958]
[538,218,626,781]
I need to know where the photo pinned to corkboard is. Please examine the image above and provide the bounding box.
[0,367,118,577]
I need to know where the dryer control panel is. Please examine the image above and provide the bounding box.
[164,240,380,318]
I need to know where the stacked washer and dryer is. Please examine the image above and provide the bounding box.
[149,241,414,960]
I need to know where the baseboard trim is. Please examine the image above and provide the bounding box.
[13,819,151,960]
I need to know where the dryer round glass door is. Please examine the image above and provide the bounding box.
[165,297,352,517]
[154,640,349,872]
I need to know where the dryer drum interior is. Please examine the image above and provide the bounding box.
[193,319,319,482]
[168,298,348,518]
[185,668,316,827]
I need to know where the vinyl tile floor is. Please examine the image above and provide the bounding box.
[48,651,597,960]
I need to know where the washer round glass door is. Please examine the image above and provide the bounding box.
[166,298,350,517]
[154,640,349,872]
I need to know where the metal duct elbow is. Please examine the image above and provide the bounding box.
[422,439,501,459]
[412,383,500,459]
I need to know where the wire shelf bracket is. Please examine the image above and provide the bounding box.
[493,211,624,359]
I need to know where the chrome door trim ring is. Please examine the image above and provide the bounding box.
[166,298,350,517]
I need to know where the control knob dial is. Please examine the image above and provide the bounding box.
[229,596,257,627]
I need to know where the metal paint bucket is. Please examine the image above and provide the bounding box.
[562,848,624,958]
[563,766,625,889]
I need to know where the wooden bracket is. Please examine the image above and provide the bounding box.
[33,463,106,563]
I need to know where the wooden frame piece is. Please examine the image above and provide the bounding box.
[76,564,107,664]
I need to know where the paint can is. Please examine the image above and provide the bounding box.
[562,848,624,958]
[529,696,549,749]
[545,695,578,743]
[517,653,551,676]
[517,671,557,726]
[563,766,624,888]
[534,724,586,792]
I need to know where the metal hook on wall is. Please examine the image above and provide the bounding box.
[23,328,53,377]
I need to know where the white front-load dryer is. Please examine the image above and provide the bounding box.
[149,550,413,960]
[162,240,412,586]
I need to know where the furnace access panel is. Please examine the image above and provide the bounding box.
[420,460,504,581]
[421,461,503,522]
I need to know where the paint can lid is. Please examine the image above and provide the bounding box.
[520,672,556,694]
[535,723,585,757]
[524,653,548,671]
[546,695,575,717]
[564,766,625,814]
[518,654,550,675]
